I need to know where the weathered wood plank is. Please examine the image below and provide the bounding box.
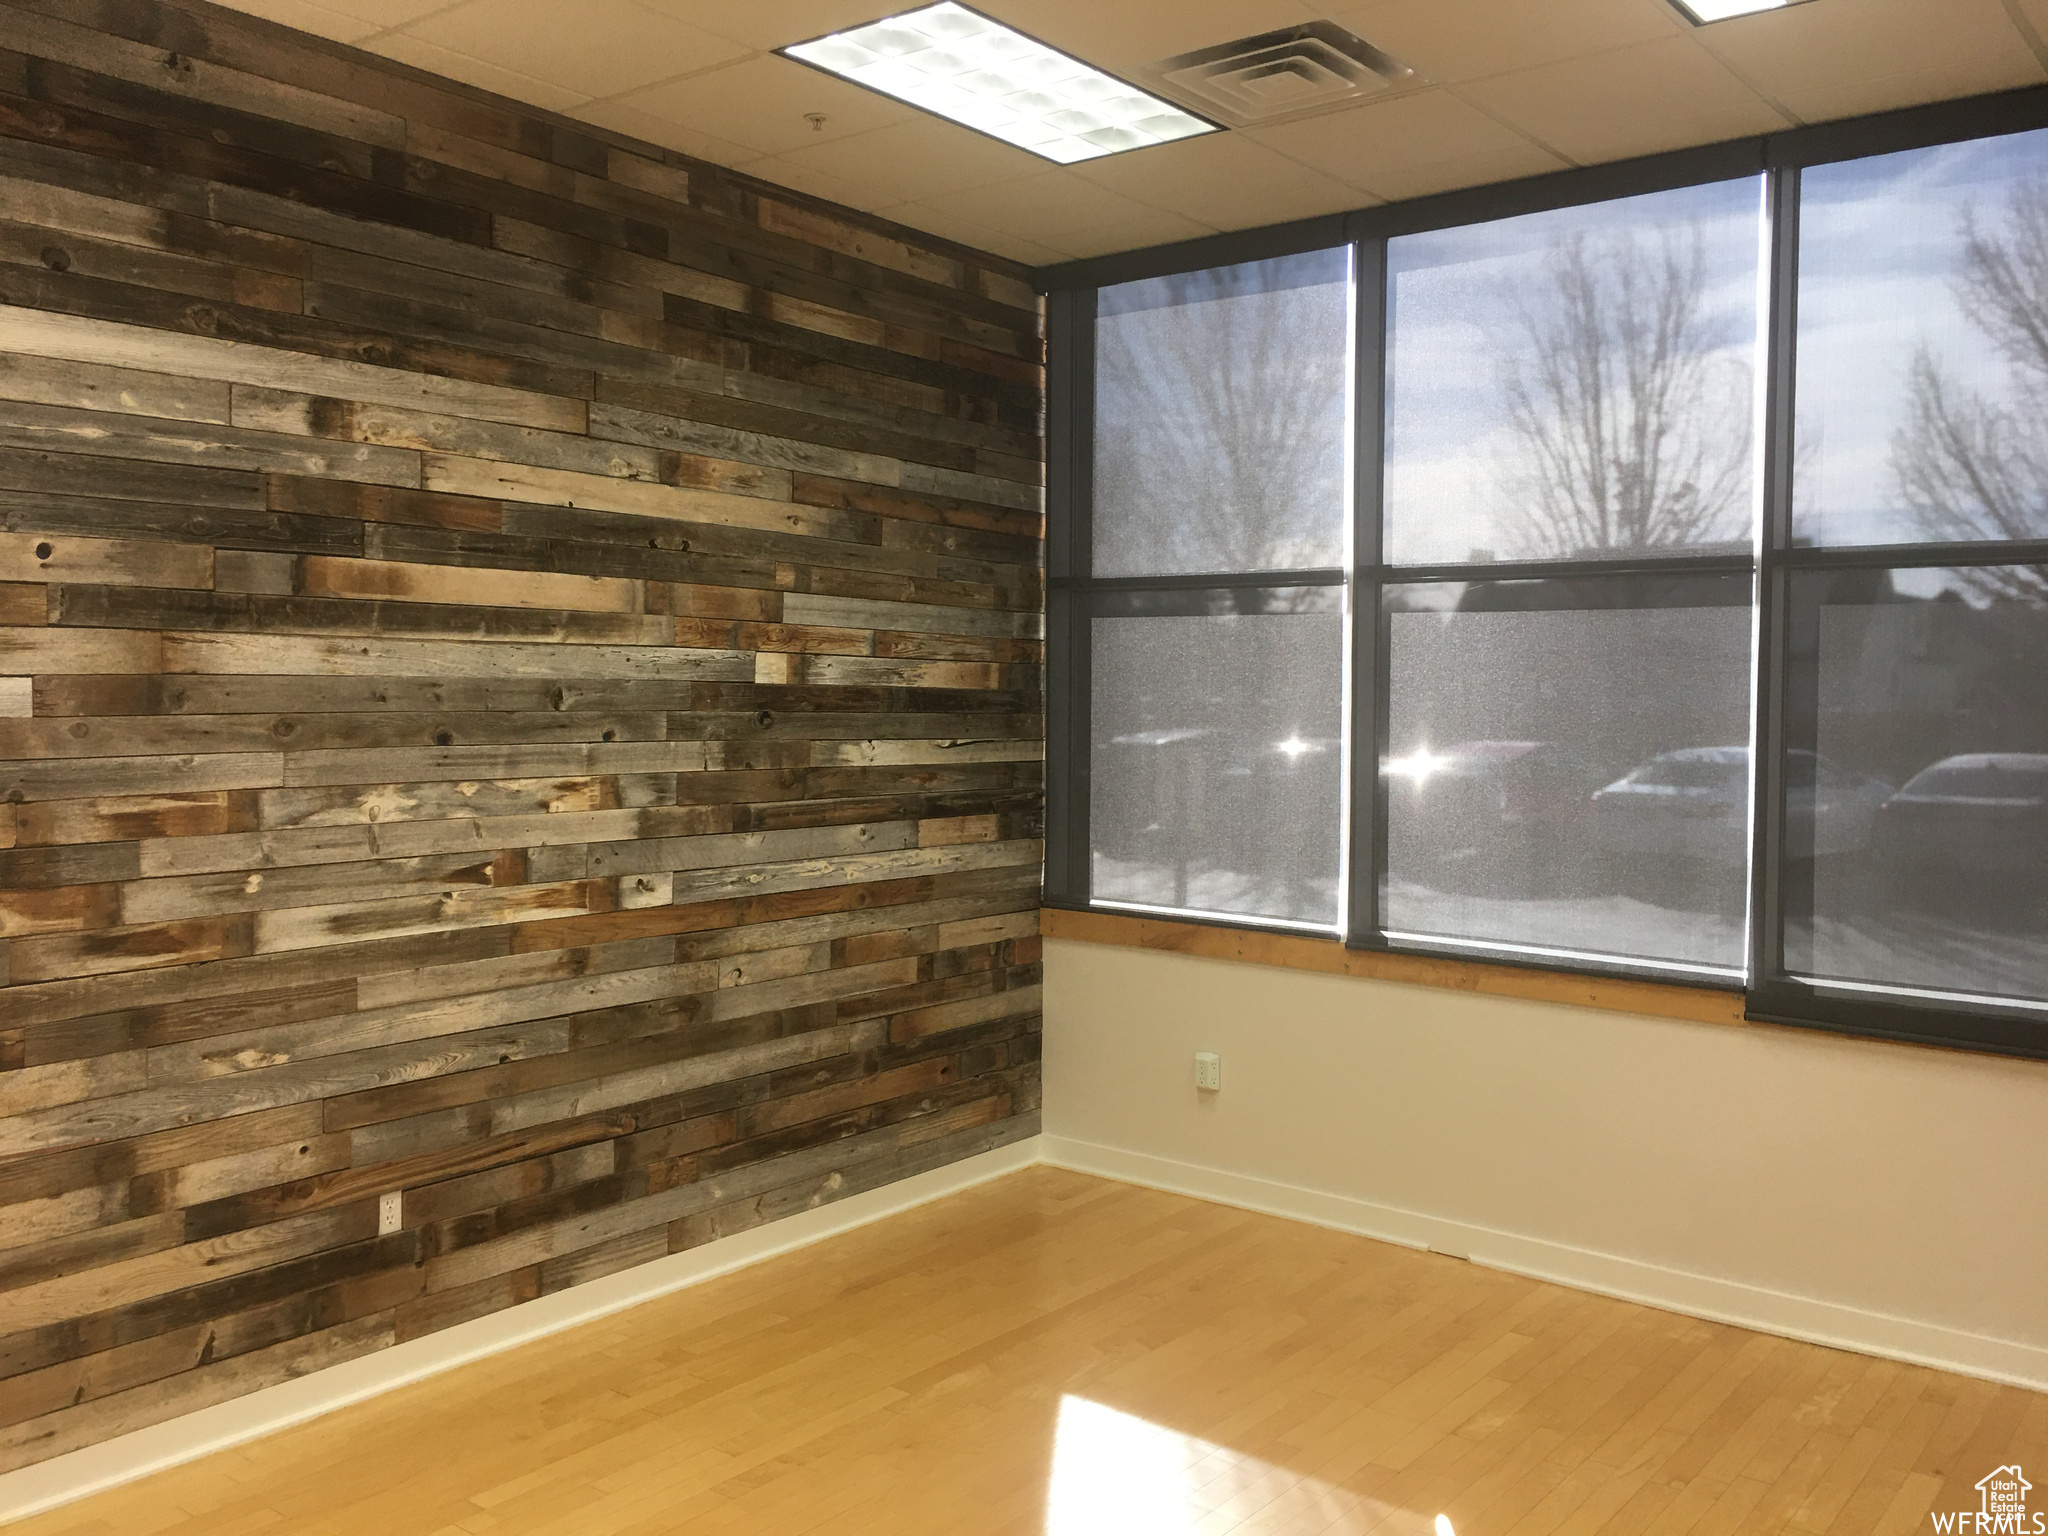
[232,389,661,483]
[0,304,584,431]
[588,400,901,488]
[581,820,921,880]
[10,265,570,396]
[803,655,1005,690]
[51,584,673,645]
[298,555,639,614]
[0,752,280,801]
[0,581,45,626]
[275,740,707,788]
[250,877,617,955]
[0,1316,395,1475]
[422,454,871,544]
[0,529,212,589]
[0,349,230,425]
[810,739,1042,768]
[157,631,748,680]
[256,773,675,829]
[0,398,422,487]
[119,848,531,924]
[0,0,1043,1478]
[665,838,1041,905]
[0,709,667,763]
[784,592,1042,639]
[4,914,254,985]
[145,961,717,1087]
[0,624,160,673]
[12,790,257,846]
[2,7,408,148]
[0,1101,325,1207]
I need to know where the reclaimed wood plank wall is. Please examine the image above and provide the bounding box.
[0,0,1045,1473]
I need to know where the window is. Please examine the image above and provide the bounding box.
[1775,566,2048,1007]
[1790,128,2048,549]
[1748,122,2048,1055]
[1383,180,1764,567]
[1045,93,2048,1060]
[1382,574,1754,976]
[1376,181,1763,980]
[1092,254,1352,577]
[1090,592,1344,926]
[1053,249,1354,931]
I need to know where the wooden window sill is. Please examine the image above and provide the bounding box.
[1039,907,1747,1028]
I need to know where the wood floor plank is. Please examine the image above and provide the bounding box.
[8,1170,2042,1536]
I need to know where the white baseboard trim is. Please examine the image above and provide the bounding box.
[1041,1133,2048,1395]
[12,1129,2040,1524]
[0,1135,1042,1526]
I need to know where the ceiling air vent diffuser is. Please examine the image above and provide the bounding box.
[1137,21,1418,129]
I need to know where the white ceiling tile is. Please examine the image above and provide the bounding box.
[877,200,1069,266]
[1772,52,2048,125]
[1341,138,1568,202]
[214,0,389,43]
[568,97,759,165]
[975,0,1328,73]
[1051,205,1220,261]
[366,31,593,111]
[597,53,915,158]
[645,1,911,53]
[1247,89,1563,195]
[1072,132,1368,232]
[206,0,2048,266]
[1321,0,1685,85]
[1459,34,1789,163]
[1693,0,2044,123]
[396,0,747,100]
[729,151,878,211]
[913,170,1179,241]
[308,0,460,26]
[761,115,1050,204]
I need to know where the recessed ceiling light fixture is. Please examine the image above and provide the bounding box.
[779,2,1217,164]
[1667,0,1814,22]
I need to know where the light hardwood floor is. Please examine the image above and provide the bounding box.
[13,1168,2045,1536]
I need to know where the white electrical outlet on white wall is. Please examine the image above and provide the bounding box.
[1194,1051,1222,1091]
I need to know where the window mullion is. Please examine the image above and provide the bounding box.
[1347,236,1390,949]
[1043,288,1094,907]
[1748,166,1802,998]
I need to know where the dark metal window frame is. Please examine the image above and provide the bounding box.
[1040,82,2048,1062]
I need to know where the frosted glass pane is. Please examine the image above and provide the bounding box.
[1384,575,1753,973]
[1385,179,1764,566]
[1093,250,1352,577]
[1784,566,2048,1002]
[1796,128,2048,547]
[1091,609,1343,926]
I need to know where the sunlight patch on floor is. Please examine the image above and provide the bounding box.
[1045,1395,1456,1535]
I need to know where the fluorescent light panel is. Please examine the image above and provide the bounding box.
[781,2,1215,164]
[1669,0,1812,22]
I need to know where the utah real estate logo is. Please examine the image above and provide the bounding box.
[1932,1465,2041,1534]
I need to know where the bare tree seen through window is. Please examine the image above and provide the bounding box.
[1093,258,1350,579]
[1892,176,2048,600]
[1493,225,1754,561]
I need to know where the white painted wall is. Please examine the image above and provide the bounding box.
[1041,938,2048,1386]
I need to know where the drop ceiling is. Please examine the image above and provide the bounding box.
[219,0,2048,266]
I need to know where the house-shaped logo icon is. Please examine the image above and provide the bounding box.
[1978,1465,2030,1520]
[1931,1465,2036,1532]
